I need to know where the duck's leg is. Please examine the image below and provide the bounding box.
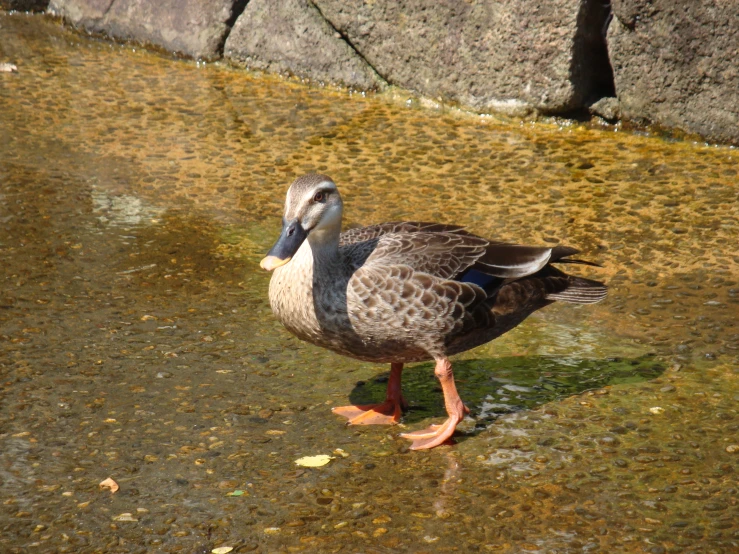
[400,358,469,450]
[332,362,407,425]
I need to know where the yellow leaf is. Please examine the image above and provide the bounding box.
[212,548,234,554]
[294,455,333,467]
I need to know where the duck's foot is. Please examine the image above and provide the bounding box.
[399,415,461,450]
[332,400,403,425]
[333,362,406,425]
[399,357,469,450]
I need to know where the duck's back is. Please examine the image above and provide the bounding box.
[309,222,606,362]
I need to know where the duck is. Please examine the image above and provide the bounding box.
[260,174,607,450]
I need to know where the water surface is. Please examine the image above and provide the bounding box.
[1,13,737,554]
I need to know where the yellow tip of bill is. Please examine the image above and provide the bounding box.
[260,255,291,271]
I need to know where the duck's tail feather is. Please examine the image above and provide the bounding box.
[546,276,608,304]
[553,258,603,268]
[550,245,603,268]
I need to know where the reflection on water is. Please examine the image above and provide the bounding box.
[1,12,737,554]
[91,186,165,228]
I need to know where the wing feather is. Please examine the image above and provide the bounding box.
[339,221,466,246]
[472,244,553,278]
[363,232,488,279]
[339,221,598,282]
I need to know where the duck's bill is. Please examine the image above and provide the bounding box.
[259,255,291,271]
[259,218,307,271]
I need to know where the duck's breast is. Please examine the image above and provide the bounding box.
[268,246,322,343]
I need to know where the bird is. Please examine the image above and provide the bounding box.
[260,174,606,450]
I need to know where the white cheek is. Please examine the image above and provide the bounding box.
[314,204,342,230]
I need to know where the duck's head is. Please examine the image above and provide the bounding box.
[260,174,343,271]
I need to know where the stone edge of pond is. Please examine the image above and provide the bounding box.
[4,0,739,146]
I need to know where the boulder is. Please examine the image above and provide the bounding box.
[588,96,620,122]
[47,0,245,60]
[608,0,739,145]
[47,0,113,27]
[224,0,383,91]
[310,0,614,115]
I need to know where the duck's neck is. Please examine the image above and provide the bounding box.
[307,224,341,269]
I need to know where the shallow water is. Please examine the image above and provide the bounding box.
[1,13,737,554]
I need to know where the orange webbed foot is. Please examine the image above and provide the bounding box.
[399,358,470,450]
[333,363,406,425]
[332,400,404,425]
[399,414,464,450]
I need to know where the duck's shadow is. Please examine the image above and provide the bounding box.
[347,354,665,431]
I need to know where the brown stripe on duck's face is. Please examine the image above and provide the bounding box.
[260,174,343,271]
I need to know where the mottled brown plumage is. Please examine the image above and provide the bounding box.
[261,174,606,449]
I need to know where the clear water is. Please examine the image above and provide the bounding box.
[1,13,737,554]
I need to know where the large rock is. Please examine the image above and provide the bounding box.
[224,0,383,91]
[608,0,739,145]
[47,0,112,27]
[310,0,613,115]
[47,0,244,60]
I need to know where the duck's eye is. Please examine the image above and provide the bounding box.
[313,191,326,203]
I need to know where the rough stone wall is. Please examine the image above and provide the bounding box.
[307,0,612,115]
[47,0,245,60]
[608,0,739,145]
[223,0,383,91]
[15,0,739,145]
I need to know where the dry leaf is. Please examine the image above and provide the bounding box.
[99,477,119,493]
[295,455,333,467]
[212,548,234,554]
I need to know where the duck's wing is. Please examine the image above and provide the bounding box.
[343,222,603,300]
[339,221,466,247]
[353,223,571,281]
[361,230,489,280]
[343,225,605,345]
